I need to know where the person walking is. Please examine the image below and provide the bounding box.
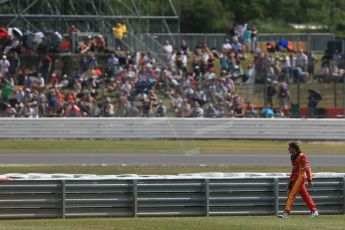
[277,141,319,218]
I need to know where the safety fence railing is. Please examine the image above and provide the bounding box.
[0,118,345,140]
[141,33,335,53]
[0,177,344,219]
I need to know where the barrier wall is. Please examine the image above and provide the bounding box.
[0,175,344,219]
[0,118,345,140]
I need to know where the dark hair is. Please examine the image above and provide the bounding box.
[288,141,301,154]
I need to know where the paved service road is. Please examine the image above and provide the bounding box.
[1,153,345,166]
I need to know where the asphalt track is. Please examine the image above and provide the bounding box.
[1,153,345,166]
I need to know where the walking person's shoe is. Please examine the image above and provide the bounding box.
[277,210,288,218]
[309,210,319,218]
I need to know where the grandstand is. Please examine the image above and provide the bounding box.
[0,0,181,52]
[0,1,344,119]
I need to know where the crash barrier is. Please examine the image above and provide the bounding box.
[0,173,344,218]
[1,118,345,140]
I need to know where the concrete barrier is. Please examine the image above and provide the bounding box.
[0,118,345,140]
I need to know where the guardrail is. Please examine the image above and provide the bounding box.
[0,177,344,219]
[0,118,345,140]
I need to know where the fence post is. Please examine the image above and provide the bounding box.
[60,180,66,219]
[334,78,337,108]
[205,179,210,216]
[133,179,138,217]
[343,176,345,214]
[274,178,279,215]
[71,33,77,53]
[343,76,345,115]
[307,33,311,51]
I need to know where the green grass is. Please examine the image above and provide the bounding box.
[0,216,343,230]
[1,140,345,154]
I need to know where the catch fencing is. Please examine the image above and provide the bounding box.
[0,118,345,140]
[130,33,335,53]
[0,176,344,218]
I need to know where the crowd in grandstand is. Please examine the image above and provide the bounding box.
[0,23,343,118]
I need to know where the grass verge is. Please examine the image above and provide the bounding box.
[1,165,344,175]
[0,140,345,154]
[0,216,343,230]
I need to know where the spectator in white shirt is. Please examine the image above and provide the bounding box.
[222,39,232,53]
[163,40,173,55]
[296,49,308,71]
[0,55,10,76]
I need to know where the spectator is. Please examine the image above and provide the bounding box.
[78,38,92,54]
[142,98,151,117]
[37,73,45,89]
[232,38,243,53]
[96,35,106,52]
[250,26,258,52]
[0,55,10,78]
[5,103,16,117]
[261,106,275,118]
[243,27,251,52]
[180,39,190,54]
[244,64,254,84]
[277,78,290,115]
[222,39,232,54]
[296,49,308,71]
[155,100,166,117]
[266,41,275,53]
[205,103,219,118]
[231,98,244,118]
[38,54,52,83]
[8,52,20,83]
[0,79,13,103]
[163,40,173,64]
[244,100,257,118]
[315,64,330,83]
[307,89,322,118]
[103,97,114,117]
[220,53,229,71]
[26,101,39,118]
[292,66,308,83]
[112,21,127,50]
[68,25,79,37]
[191,102,203,117]
[79,55,90,73]
[332,49,342,68]
[266,79,277,107]
[307,51,317,82]
[282,55,292,82]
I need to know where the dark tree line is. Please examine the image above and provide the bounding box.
[179,0,345,35]
[1,0,345,35]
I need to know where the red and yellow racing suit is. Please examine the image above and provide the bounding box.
[284,152,317,213]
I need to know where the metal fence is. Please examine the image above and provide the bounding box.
[0,177,344,219]
[44,32,335,54]
[120,33,335,53]
[1,118,345,140]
